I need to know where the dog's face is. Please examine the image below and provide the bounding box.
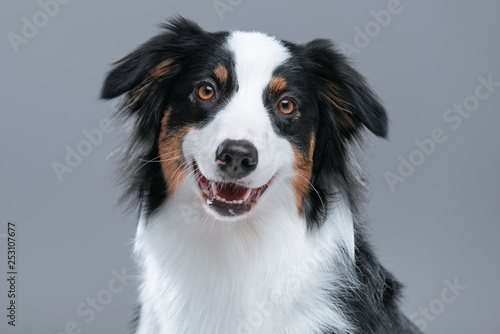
[182,31,314,220]
[101,18,387,225]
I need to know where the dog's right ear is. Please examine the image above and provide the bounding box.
[100,17,208,212]
[100,16,205,101]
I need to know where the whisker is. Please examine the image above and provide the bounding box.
[139,155,185,164]
[171,160,193,187]
[172,161,195,204]
[135,154,185,174]
[154,149,185,158]
[138,155,184,163]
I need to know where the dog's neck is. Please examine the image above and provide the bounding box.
[134,179,355,334]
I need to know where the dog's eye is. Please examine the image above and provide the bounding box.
[197,84,215,100]
[277,98,295,114]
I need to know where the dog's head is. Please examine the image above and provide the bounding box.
[101,17,387,226]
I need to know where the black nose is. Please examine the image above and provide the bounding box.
[216,139,258,179]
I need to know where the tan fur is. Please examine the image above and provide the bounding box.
[269,76,287,93]
[214,64,229,84]
[158,109,192,197]
[128,58,175,105]
[151,58,175,78]
[292,135,315,215]
[325,83,357,133]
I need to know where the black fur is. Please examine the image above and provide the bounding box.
[268,39,388,230]
[101,17,234,216]
[101,17,421,334]
[331,234,422,333]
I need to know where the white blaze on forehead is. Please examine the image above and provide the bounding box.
[183,31,294,188]
[216,31,290,138]
[228,31,290,95]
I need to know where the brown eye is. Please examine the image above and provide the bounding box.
[277,98,295,114]
[197,84,215,100]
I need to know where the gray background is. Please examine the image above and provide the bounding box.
[1,0,499,333]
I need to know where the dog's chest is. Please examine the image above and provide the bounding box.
[134,196,352,334]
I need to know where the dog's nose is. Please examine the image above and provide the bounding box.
[216,139,258,179]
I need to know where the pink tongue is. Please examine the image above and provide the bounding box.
[215,183,248,201]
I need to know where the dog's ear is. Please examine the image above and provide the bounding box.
[100,16,205,102]
[301,39,388,228]
[100,17,209,212]
[304,39,388,138]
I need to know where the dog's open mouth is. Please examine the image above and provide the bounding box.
[193,162,270,217]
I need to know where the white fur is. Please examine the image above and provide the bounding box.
[134,31,357,334]
[184,31,294,190]
[135,176,355,334]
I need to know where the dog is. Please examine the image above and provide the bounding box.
[101,17,422,334]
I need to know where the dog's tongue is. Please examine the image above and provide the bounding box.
[214,182,249,201]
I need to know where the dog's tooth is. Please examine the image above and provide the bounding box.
[236,200,243,204]
[211,182,218,196]
[243,188,252,201]
[215,195,227,203]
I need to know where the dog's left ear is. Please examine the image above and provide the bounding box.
[305,39,388,138]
